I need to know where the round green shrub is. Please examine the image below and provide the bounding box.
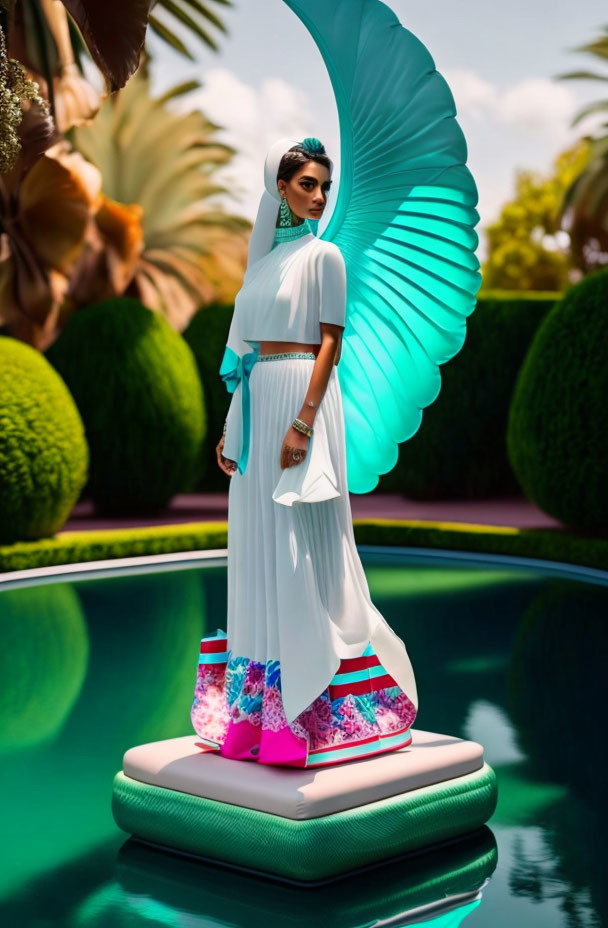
[0,337,88,543]
[506,271,608,531]
[46,298,206,514]
[183,302,234,491]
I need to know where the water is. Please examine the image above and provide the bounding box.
[0,550,606,927]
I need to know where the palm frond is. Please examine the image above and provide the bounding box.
[572,36,608,61]
[555,70,608,82]
[159,0,221,51]
[147,14,195,58]
[156,78,202,103]
[70,66,250,326]
[180,0,229,33]
[147,0,232,60]
[570,99,608,127]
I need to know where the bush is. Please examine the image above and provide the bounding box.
[46,298,206,514]
[376,290,560,498]
[0,337,88,543]
[183,302,234,491]
[507,271,608,532]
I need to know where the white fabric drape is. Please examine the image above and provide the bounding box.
[226,356,417,726]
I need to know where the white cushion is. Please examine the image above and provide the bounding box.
[123,729,484,821]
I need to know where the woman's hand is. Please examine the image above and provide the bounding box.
[280,426,310,470]
[216,435,237,476]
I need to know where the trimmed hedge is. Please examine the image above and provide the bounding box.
[46,298,206,515]
[183,302,234,492]
[0,337,88,543]
[0,518,606,574]
[375,290,561,498]
[507,271,608,533]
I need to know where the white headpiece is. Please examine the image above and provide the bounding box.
[246,136,334,270]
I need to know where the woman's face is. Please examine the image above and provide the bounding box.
[278,161,332,221]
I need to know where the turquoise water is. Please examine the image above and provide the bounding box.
[0,550,606,926]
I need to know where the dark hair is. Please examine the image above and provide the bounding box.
[276,138,332,186]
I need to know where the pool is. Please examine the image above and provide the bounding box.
[0,547,606,926]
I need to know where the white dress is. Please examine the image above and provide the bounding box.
[191,227,418,768]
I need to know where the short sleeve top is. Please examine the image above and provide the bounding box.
[225,233,346,359]
[316,240,347,328]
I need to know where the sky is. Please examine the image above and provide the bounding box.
[147,0,607,258]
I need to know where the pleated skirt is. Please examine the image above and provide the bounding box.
[191,352,418,768]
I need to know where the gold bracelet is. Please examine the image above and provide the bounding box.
[292,417,313,438]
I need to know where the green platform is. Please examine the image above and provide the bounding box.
[112,761,498,884]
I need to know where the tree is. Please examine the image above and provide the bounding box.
[0,1,247,348]
[1,0,231,97]
[481,141,590,291]
[555,25,608,273]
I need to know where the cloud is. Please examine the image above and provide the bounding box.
[439,67,604,254]
[169,67,321,220]
[443,67,600,146]
[168,63,601,261]
[439,68,498,118]
[497,77,581,141]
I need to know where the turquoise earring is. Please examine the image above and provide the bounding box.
[279,194,293,228]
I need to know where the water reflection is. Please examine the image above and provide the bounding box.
[73,828,497,927]
[0,584,89,754]
[64,570,207,752]
[366,567,608,928]
[0,570,207,901]
[508,579,607,795]
[0,557,606,927]
[506,580,607,928]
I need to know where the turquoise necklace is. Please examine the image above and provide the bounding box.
[272,218,313,247]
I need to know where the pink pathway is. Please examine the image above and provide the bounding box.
[62,492,562,533]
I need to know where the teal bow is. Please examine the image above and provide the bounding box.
[219,344,259,474]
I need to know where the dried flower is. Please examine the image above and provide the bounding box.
[0,25,52,174]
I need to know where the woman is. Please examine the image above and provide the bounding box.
[191,136,418,768]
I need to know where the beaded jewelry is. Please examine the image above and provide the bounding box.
[272,219,312,245]
[278,193,293,227]
[292,417,313,438]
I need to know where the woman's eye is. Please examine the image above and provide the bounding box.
[301,181,330,193]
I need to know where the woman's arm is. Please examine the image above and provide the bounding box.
[217,426,236,476]
[279,323,343,470]
[217,378,242,476]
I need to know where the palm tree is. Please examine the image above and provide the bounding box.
[555,26,608,271]
[0,1,249,349]
[1,0,233,96]
[0,66,250,349]
[0,0,234,178]
[68,66,250,331]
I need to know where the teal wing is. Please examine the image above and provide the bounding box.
[283,0,482,493]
